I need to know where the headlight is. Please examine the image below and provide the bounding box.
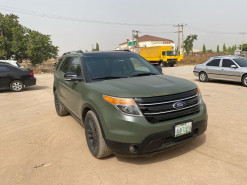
[196,88,202,104]
[103,95,142,116]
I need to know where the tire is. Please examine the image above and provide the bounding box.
[199,72,208,82]
[10,80,24,92]
[242,74,247,87]
[54,91,69,116]
[170,64,174,67]
[85,110,112,158]
[159,61,164,67]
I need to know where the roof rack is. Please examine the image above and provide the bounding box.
[62,50,84,55]
[114,49,131,52]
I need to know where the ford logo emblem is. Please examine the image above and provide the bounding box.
[173,101,186,110]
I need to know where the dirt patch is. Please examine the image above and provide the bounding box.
[0,67,247,185]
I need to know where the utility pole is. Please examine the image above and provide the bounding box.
[132,30,140,53]
[181,24,187,54]
[174,24,182,54]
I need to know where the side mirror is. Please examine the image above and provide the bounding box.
[64,72,83,81]
[154,65,163,73]
[231,65,238,68]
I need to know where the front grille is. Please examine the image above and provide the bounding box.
[134,89,200,123]
[167,59,177,61]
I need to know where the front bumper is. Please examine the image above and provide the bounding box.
[193,70,199,77]
[105,119,207,156]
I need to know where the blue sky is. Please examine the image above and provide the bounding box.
[0,0,247,55]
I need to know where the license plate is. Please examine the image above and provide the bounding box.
[175,121,192,137]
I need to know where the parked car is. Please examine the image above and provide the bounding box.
[0,62,36,92]
[0,60,24,68]
[53,50,208,158]
[194,56,247,87]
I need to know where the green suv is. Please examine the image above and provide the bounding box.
[53,50,208,158]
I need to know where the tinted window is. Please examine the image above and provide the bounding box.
[68,57,82,76]
[222,59,235,67]
[84,55,159,80]
[0,66,10,72]
[60,57,71,73]
[206,59,220,67]
[233,58,247,67]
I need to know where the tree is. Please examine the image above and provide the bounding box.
[242,44,247,51]
[202,44,206,54]
[227,46,232,53]
[0,13,58,64]
[217,45,220,53]
[25,30,58,65]
[92,43,100,51]
[184,34,198,55]
[223,43,227,53]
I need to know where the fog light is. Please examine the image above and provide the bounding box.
[129,145,138,153]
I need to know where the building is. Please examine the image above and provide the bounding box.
[117,35,176,50]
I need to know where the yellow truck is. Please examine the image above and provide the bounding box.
[139,46,183,67]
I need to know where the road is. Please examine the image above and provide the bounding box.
[0,66,247,185]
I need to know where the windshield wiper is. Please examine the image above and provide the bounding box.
[92,76,126,80]
[129,72,157,77]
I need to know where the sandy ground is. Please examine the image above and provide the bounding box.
[0,66,247,185]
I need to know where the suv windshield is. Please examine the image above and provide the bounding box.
[233,58,247,67]
[166,51,177,56]
[84,55,160,81]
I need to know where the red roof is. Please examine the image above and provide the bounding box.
[119,35,173,45]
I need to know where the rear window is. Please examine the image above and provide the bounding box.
[233,58,247,67]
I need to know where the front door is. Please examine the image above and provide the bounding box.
[205,59,221,79]
[219,59,242,82]
[0,66,11,89]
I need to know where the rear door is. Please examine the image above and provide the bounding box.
[0,66,12,88]
[205,59,221,79]
[219,59,242,81]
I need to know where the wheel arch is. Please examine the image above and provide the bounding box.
[81,103,106,139]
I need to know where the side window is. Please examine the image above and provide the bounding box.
[222,59,235,67]
[206,59,220,67]
[130,58,150,72]
[68,57,82,76]
[0,66,10,72]
[60,57,71,73]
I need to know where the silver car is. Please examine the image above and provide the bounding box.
[193,56,247,87]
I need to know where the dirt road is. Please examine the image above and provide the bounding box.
[0,66,247,185]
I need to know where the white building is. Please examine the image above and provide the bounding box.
[117,35,176,50]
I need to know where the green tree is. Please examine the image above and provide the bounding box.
[25,30,58,65]
[184,34,198,55]
[228,46,232,53]
[242,43,247,51]
[0,13,58,64]
[223,43,227,53]
[202,44,206,53]
[92,43,100,51]
[217,45,220,53]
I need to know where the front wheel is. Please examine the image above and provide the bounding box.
[85,111,112,158]
[242,74,247,87]
[10,80,24,92]
[199,72,208,82]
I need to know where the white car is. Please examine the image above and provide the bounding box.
[0,60,23,68]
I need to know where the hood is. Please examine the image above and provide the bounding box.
[88,74,197,98]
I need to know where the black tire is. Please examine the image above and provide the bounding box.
[85,110,112,158]
[242,74,247,87]
[159,61,164,67]
[10,80,24,92]
[199,72,208,82]
[170,64,174,67]
[54,91,69,116]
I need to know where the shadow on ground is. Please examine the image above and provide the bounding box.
[194,79,243,87]
[116,134,206,165]
[0,86,49,93]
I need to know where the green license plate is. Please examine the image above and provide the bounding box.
[175,121,192,137]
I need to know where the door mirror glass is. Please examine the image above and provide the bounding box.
[64,72,82,81]
[231,65,237,68]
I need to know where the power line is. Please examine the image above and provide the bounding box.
[0,5,173,27]
[187,25,239,35]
